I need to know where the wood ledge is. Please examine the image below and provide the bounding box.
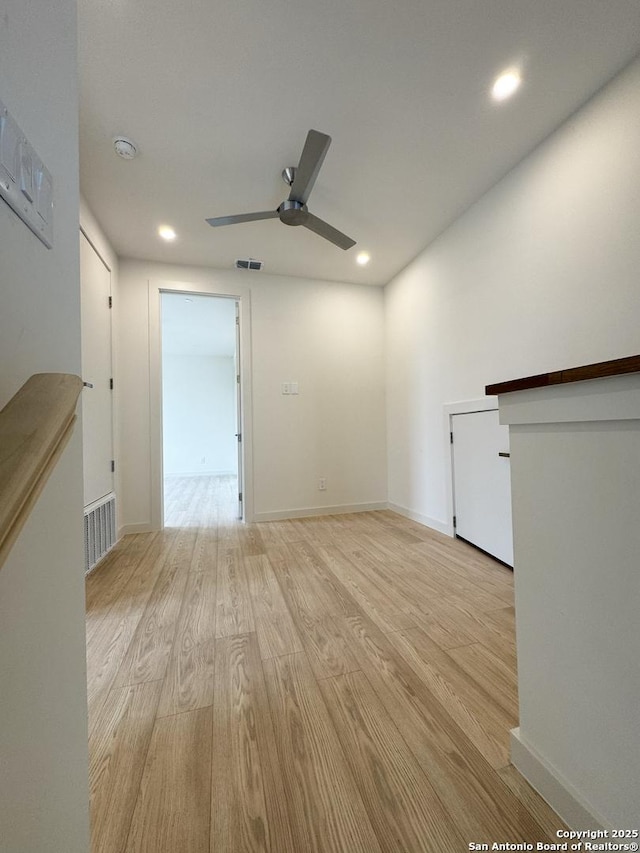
[0,373,83,571]
[486,353,640,396]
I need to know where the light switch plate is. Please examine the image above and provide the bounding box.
[0,96,53,248]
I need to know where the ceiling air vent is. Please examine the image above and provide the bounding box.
[235,258,263,271]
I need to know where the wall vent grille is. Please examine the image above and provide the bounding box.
[84,495,117,574]
[235,258,263,271]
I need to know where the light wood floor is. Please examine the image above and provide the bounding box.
[86,474,566,853]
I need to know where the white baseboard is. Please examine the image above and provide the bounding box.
[253,501,387,522]
[119,522,153,536]
[387,502,452,536]
[510,728,607,830]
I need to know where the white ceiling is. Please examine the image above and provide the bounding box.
[161,292,236,357]
[78,0,640,286]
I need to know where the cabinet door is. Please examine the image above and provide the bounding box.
[80,232,114,506]
[452,409,513,565]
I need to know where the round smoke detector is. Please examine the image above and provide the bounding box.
[113,136,138,160]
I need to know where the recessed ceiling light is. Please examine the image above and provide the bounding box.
[356,251,371,266]
[491,69,522,102]
[158,225,176,241]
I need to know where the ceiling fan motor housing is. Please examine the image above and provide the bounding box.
[278,199,308,226]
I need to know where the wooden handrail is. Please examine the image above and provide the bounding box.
[0,373,83,570]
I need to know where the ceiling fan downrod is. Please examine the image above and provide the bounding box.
[282,167,296,186]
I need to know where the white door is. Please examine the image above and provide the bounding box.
[452,409,513,565]
[80,233,114,507]
[234,301,243,520]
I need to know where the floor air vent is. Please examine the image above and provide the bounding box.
[235,258,263,271]
[84,495,117,574]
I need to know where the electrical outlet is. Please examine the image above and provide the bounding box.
[282,382,291,395]
[318,477,327,491]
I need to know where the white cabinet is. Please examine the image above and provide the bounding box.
[451,408,513,565]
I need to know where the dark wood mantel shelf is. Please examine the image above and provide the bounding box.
[486,353,640,396]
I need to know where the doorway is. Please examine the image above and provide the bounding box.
[160,292,243,526]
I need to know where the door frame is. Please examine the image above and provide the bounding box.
[148,278,254,528]
[442,396,498,538]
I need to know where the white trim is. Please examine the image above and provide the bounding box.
[148,278,255,528]
[83,490,116,515]
[253,502,387,522]
[164,470,236,478]
[510,728,608,830]
[442,396,499,537]
[386,502,449,535]
[79,225,111,273]
[119,522,153,536]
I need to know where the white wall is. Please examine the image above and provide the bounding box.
[0,3,90,852]
[385,55,640,830]
[117,260,387,527]
[163,354,237,475]
[385,55,640,532]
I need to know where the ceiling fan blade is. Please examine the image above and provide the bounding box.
[206,210,278,227]
[289,130,331,205]
[303,213,356,250]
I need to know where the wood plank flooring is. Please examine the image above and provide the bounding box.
[87,474,567,852]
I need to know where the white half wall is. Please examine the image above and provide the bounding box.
[385,54,640,831]
[0,2,90,851]
[385,55,640,532]
[117,261,387,527]
[162,354,237,476]
[502,378,640,827]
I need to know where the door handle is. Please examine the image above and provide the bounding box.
[498,452,510,458]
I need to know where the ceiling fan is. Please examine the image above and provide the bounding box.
[205,129,356,250]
